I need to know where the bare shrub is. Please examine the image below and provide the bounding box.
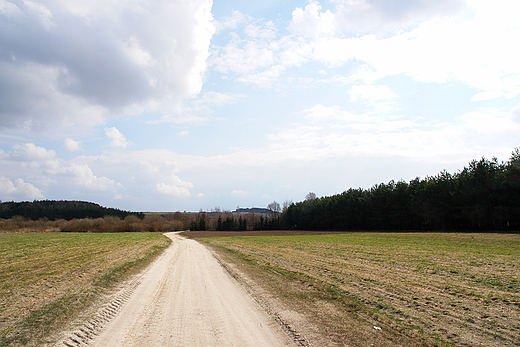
[124,215,142,224]
[0,218,18,231]
[60,218,104,232]
[1,212,192,233]
[98,216,128,232]
[143,214,162,232]
[0,217,59,233]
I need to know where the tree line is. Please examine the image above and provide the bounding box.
[189,208,282,231]
[282,149,520,231]
[4,149,518,233]
[0,200,144,221]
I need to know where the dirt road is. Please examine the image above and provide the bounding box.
[62,232,295,347]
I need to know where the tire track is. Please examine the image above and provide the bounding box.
[212,252,310,347]
[61,232,296,347]
[61,277,143,347]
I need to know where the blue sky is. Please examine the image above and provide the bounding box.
[1,0,519,212]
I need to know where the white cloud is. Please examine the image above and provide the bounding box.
[301,104,413,132]
[149,91,242,124]
[156,180,193,197]
[304,104,355,122]
[151,114,211,125]
[349,84,396,102]
[123,35,154,68]
[211,0,519,102]
[0,0,215,132]
[104,127,131,148]
[1,142,120,195]
[0,176,44,200]
[49,162,119,191]
[211,13,288,88]
[23,0,54,29]
[215,0,468,87]
[214,10,252,32]
[0,0,22,16]
[231,189,248,197]
[288,1,335,37]
[199,91,240,105]
[213,40,276,76]
[182,103,514,168]
[309,10,520,97]
[330,0,470,35]
[236,65,286,88]
[0,142,196,204]
[63,138,81,152]
[512,105,520,124]
[0,62,108,131]
[460,109,513,133]
[88,153,195,199]
[244,21,277,40]
[185,91,243,117]
[12,142,56,161]
[470,90,506,102]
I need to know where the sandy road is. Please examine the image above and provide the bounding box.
[81,232,295,347]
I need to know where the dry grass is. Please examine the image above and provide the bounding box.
[199,232,520,347]
[0,232,170,347]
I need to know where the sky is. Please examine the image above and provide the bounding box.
[1,0,519,212]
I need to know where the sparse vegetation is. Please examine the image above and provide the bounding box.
[200,232,520,346]
[0,232,170,346]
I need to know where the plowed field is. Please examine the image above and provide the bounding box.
[192,231,520,346]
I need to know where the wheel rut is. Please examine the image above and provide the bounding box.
[57,232,297,347]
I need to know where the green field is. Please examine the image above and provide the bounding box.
[0,232,170,347]
[203,232,520,346]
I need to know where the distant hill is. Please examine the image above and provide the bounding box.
[0,200,143,221]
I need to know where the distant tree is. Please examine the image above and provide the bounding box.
[217,216,223,231]
[163,213,176,221]
[256,215,265,230]
[305,192,317,201]
[0,200,142,221]
[281,149,520,232]
[198,213,207,231]
[190,212,207,231]
[282,199,293,212]
[238,216,247,231]
[223,217,235,231]
[267,201,281,214]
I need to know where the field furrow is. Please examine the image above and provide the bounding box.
[201,232,520,347]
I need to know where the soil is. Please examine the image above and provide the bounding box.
[54,230,519,347]
[198,234,424,347]
[55,232,296,347]
[190,231,520,347]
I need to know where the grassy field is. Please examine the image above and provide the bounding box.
[0,232,170,347]
[200,232,520,347]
